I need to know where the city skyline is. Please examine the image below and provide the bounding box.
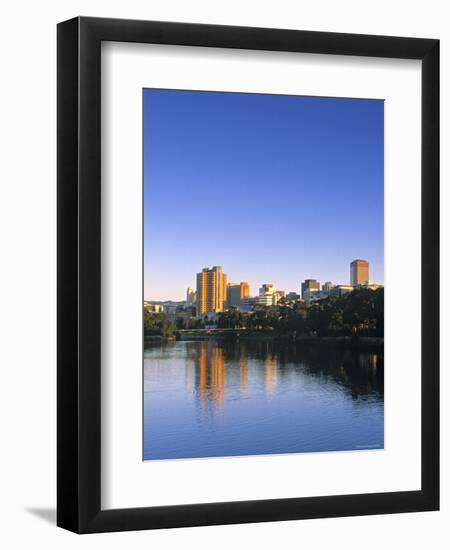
[144,89,384,301]
[144,258,379,307]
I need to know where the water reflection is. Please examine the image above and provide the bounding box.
[239,357,248,395]
[196,344,226,412]
[264,354,278,394]
[185,340,383,408]
[143,339,384,460]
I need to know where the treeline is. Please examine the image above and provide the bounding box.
[217,288,384,337]
[143,311,176,338]
[144,288,384,338]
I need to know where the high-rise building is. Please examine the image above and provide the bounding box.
[226,284,241,308]
[226,282,250,308]
[241,281,250,300]
[322,281,333,292]
[350,259,369,286]
[255,283,279,306]
[186,287,197,305]
[196,266,227,315]
[301,279,320,299]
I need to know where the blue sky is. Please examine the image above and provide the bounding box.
[143,89,384,301]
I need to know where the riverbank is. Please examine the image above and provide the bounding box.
[144,334,176,344]
[293,335,383,350]
[173,330,383,350]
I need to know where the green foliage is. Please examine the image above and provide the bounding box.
[144,289,384,338]
[143,310,176,338]
[215,288,384,337]
[217,308,243,329]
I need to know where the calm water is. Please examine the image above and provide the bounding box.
[143,339,384,460]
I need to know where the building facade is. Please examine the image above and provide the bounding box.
[196,266,227,315]
[186,287,197,305]
[322,281,333,292]
[362,281,383,291]
[241,281,250,301]
[329,285,354,298]
[144,302,164,314]
[226,281,250,308]
[301,279,320,299]
[255,283,279,307]
[350,259,369,286]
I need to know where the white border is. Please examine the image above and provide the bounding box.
[101,42,422,509]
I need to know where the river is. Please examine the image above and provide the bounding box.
[143,339,384,460]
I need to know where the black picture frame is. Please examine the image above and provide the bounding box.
[57,16,439,533]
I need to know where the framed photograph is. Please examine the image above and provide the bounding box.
[57,17,439,533]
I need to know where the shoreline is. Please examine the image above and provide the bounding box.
[145,332,383,350]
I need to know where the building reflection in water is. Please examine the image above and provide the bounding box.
[186,340,382,415]
[371,353,378,370]
[145,339,384,460]
[239,357,249,396]
[184,360,195,392]
[264,353,278,394]
[195,342,226,412]
[189,341,283,414]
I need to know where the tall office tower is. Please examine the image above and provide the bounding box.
[322,281,333,292]
[186,287,197,305]
[196,266,227,315]
[226,282,250,308]
[240,281,250,300]
[350,259,369,286]
[301,279,320,299]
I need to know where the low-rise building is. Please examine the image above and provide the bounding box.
[163,302,179,319]
[144,302,164,314]
[361,281,383,291]
[303,289,330,303]
[329,285,354,298]
[239,296,255,313]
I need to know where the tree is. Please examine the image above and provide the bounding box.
[217,308,244,329]
[143,310,176,337]
[163,288,384,339]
